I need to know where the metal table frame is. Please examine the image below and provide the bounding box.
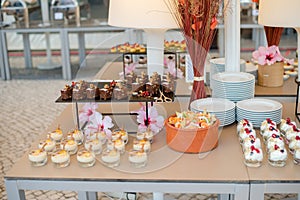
[5,179,249,200]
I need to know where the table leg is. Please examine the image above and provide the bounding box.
[153,192,164,200]
[60,29,72,80]
[78,32,86,68]
[78,191,97,200]
[249,184,264,200]
[5,179,26,200]
[0,31,11,80]
[22,33,33,68]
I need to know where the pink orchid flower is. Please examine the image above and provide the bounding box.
[135,104,164,134]
[164,58,184,79]
[79,103,98,123]
[252,45,293,66]
[86,112,114,138]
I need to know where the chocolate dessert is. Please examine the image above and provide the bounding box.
[86,84,100,99]
[113,83,128,100]
[100,84,113,100]
[61,84,72,100]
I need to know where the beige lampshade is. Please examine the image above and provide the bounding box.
[258,0,300,27]
[108,0,178,29]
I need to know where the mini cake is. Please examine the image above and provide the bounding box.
[61,84,72,100]
[77,149,95,167]
[262,126,281,143]
[244,145,263,167]
[145,82,160,97]
[113,129,128,144]
[133,139,151,154]
[288,136,300,154]
[113,83,128,100]
[69,128,84,145]
[237,119,253,133]
[268,144,288,167]
[99,84,113,100]
[51,149,70,168]
[132,78,142,92]
[49,125,63,143]
[28,149,47,167]
[266,135,285,152]
[239,128,256,144]
[86,84,100,99]
[72,82,87,100]
[285,126,300,143]
[114,139,125,154]
[242,135,261,152]
[125,72,137,85]
[150,72,161,85]
[138,71,148,85]
[280,118,297,136]
[38,138,56,153]
[101,148,120,167]
[129,150,147,168]
[260,118,277,135]
[293,148,300,165]
[84,139,102,155]
[60,139,78,155]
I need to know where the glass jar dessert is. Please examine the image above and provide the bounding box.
[28,149,48,167]
[101,148,120,167]
[77,148,96,168]
[129,150,147,168]
[51,149,70,168]
[84,139,102,155]
[60,138,78,155]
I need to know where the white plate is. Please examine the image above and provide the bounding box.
[212,72,255,83]
[236,98,282,113]
[190,98,235,113]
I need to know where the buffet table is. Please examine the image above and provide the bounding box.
[5,102,250,200]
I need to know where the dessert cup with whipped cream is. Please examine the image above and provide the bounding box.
[77,148,96,167]
[38,138,56,153]
[101,148,120,167]
[129,150,147,168]
[28,149,48,167]
[268,145,288,167]
[133,139,151,154]
[84,139,102,155]
[51,149,70,168]
[243,145,263,168]
[69,128,84,145]
[60,138,78,155]
[49,125,63,143]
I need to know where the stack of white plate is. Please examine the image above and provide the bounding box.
[190,98,236,127]
[211,72,255,102]
[236,98,282,128]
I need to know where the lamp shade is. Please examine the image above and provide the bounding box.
[258,0,300,27]
[108,0,178,29]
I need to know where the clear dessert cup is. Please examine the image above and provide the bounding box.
[84,139,102,155]
[28,149,48,167]
[60,139,78,155]
[77,149,95,168]
[133,139,151,154]
[268,159,287,167]
[128,150,147,168]
[38,139,56,154]
[69,129,84,145]
[114,139,125,154]
[101,148,120,168]
[293,149,300,165]
[51,149,70,168]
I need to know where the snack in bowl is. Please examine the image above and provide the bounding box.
[165,110,219,153]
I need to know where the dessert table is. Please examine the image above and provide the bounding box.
[5,101,250,200]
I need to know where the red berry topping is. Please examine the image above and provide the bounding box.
[296,136,300,140]
[286,118,291,124]
[267,118,275,125]
[250,145,260,153]
[274,144,279,150]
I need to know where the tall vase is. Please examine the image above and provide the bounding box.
[257,62,284,87]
